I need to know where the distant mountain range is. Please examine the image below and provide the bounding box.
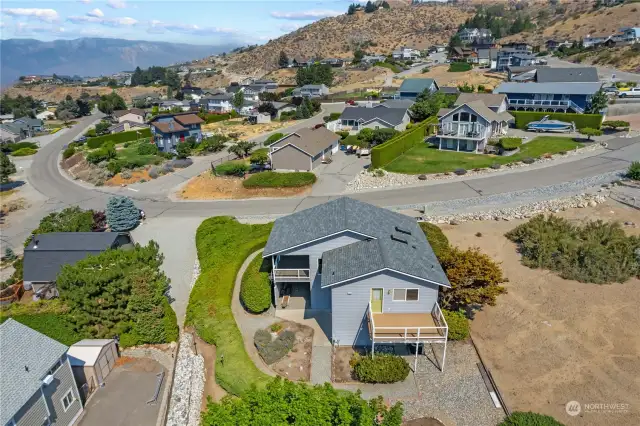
[0,37,236,87]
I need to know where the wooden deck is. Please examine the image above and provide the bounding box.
[369,312,445,339]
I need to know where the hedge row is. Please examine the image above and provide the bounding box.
[242,172,316,188]
[87,128,152,149]
[353,353,410,383]
[371,116,437,168]
[240,255,272,313]
[511,111,603,130]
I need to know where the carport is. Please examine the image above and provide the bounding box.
[68,339,119,398]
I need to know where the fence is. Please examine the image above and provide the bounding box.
[0,282,24,306]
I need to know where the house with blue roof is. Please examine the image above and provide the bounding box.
[494,81,603,114]
[263,197,451,370]
[397,78,439,100]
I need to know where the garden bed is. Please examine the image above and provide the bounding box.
[332,345,408,383]
[256,320,313,382]
[177,173,312,200]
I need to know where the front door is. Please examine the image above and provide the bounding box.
[371,288,383,313]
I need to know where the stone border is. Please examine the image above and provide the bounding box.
[166,333,205,426]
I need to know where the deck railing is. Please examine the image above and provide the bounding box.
[436,122,486,139]
[367,302,448,342]
[273,269,311,281]
[507,98,584,113]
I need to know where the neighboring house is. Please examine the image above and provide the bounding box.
[0,113,14,123]
[13,117,44,136]
[507,66,542,82]
[438,86,461,96]
[270,101,297,119]
[23,232,133,299]
[545,39,571,51]
[263,197,450,363]
[181,86,204,100]
[476,48,498,68]
[392,46,421,60]
[614,27,640,43]
[582,33,614,48]
[534,67,599,83]
[0,124,21,143]
[362,54,386,64]
[149,112,204,151]
[159,100,191,112]
[337,102,411,133]
[36,110,55,120]
[500,42,532,52]
[458,28,492,44]
[132,93,161,106]
[67,339,119,394]
[200,94,234,113]
[292,84,330,98]
[496,48,536,71]
[397,78,439,100]
[107,120,148,134]
[469,38,497,51]
[0,319,84,426]
[252,79,279,92]
[248,113,271,124]
[449,47,473,61]
[494,81,603,114]
[112,108,145,124]
[320,58,345,68]
[436,93,512,153]
[268,127,339,171]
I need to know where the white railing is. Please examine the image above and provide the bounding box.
[437,122,486,139]
[273,269,311,280]
[507,98,584,113]
[367,302,448,342]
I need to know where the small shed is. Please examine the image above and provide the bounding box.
[68,339,119,392]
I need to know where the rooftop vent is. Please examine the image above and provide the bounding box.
[390,234,408,244]
[395,226,412,235]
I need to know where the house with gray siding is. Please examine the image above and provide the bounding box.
[397,79,439,100]
[336,101,412,134]
[0,319,83,426]
[268,127,339,171]
[263,198,451,368]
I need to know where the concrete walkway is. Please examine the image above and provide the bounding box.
[231,249,277,378]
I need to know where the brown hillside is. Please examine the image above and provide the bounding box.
[226,4,474,76]
[2,85,167,104]
[500,2,640,46]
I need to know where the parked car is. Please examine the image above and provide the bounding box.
[619,88,640,98]
[345,99,356,105]
[314,123,325,129]
[357,148,370,157]
[602,86,619,96]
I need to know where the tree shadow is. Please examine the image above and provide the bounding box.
[0,180,26,192]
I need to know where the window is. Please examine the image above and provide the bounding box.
[46,358,63,377]
[317,259,323,275]
[61,388,75,412]
[460,112,470,122]
[452,113,459,121]
[470,114,478,122]
[392,288,419,301]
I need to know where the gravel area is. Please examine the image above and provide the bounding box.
[189,259,200,291]
[400,342,505,426]
[166,333,205,426]
[346,143,605,192]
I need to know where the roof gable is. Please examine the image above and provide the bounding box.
[399,78,437,94]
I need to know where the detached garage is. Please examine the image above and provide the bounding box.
[269,127,340,171]
[68,339,119,394]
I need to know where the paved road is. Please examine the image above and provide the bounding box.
[545,57,640,83]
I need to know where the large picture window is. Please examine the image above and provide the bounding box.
[392,288,419,301]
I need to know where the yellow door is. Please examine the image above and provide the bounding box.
[370,288,383,313]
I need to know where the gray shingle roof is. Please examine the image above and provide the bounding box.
[23,232,124,282]
[378,99,414,109]
[455,93,506,108]
[0,319,68,425]
[399,78,437,94]
[263,197,449,288]
[494,81,603,95]
[535,67,599,83]
[339,105,408,126]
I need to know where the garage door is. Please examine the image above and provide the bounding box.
[98,347,115,381]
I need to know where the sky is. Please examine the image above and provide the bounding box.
[0,0,380,46]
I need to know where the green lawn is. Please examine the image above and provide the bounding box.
[384,136,583,174]
[115,143,163,168]
[243,171,316,188]
[342,135,364,147]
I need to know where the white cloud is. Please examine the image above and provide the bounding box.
[67,15,137,26]
[14,22,65,35]
[2,8,59,23]
[270,9,342,21]
[87,8,104,18]
[279,23,301,32]
[147,20,237,36]
[106,0,127,9]
[78,0,91,4]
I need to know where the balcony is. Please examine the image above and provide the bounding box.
[507,98,584,114]
[367,302,448,343]
[436,122,486,140]
[272,255,311,281]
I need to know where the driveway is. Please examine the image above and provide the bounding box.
[78,358,166,426]
[311,151,370,196]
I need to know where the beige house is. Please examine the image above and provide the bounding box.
[67,339,119,395]
[269,127,340,171]
[113,108,145,124]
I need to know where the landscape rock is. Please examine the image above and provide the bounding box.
[166,333,205,426]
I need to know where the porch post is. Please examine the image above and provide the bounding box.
[438,138,442,150]
[456,139,460,152]
[442,334,448,372]
[414,328,420,372]
[371,339,375,358]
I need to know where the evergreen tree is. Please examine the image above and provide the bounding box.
[106,196,140,232]
[364,1,377,13]
[131,66,143,86]
[587,89,608,114]
[381,1,390,9]
[0,153,16,184]
[233,90,245,109]
[278,50,289,68]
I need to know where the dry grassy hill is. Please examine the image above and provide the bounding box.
[225,4,474,76]
[2,84,167,104]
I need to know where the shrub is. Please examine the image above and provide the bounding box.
[85,128,97,138]
[86,128,152,149]
[25,206,96,245]
[63,146,76,159]
[511,111,603,130]
[255,329,295,364]
[602,120,630,131]
[448,62,472,72]
[11,147,37,156]
[2,141,38,153]
[243,172,316,188]
[439,247,507,310]
[371,117,436,168]
[137,143,158,155]
[627,161,640,180]
[264,132,285,146]
[442,309,469,340]
[353,354,410,383]
[522,157,535,164]
[249,150,269,165]
[86,146,116,164]
[505,215,640,283]
[1,313,84,346]
[107,160,121,174]
[106,196,139,231]
[454,168,467,176]
[418,222,450,259]
[498,412,565,426]
[170,158,193,168]
[579,127,603,141]
[240,255,271,313]
[270,323,282,333]
[215,160,249,176]
[121,170,132,179]
[498,137,522,151]
[337,131,349,139]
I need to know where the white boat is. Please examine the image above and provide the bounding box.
[527,115,576,133]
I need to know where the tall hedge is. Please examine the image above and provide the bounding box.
[87,128,152,149]
[371,117,437,168]
[240,255,272,313]
[511,111,603,130]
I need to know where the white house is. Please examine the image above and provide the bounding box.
[36,110,55,120]
[200,94,234,113]
[112,108,145,124]
[582,33,614,48]
[392,46,421,60]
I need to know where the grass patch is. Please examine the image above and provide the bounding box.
[385,137,583,174]
[115,143,163,167]
[185,217,273,395]
[240,255,271,313]
[242,172,316,188]
[215,159,249,176]
[10,147,38,156]
[448,62,472,72]
[342,134,366,147]
[506,215,640,284]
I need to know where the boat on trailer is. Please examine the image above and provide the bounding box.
[527,115,576,133]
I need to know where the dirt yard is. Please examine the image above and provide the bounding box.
[397,65,505,91]
[269,320,314,382]
[177,173,312,200]
[105,169,153,186]
[439,200,640,425]
[333,346,360,383]
[192,332,227,408]
[202,118,291,141]
[0,188,27,222]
